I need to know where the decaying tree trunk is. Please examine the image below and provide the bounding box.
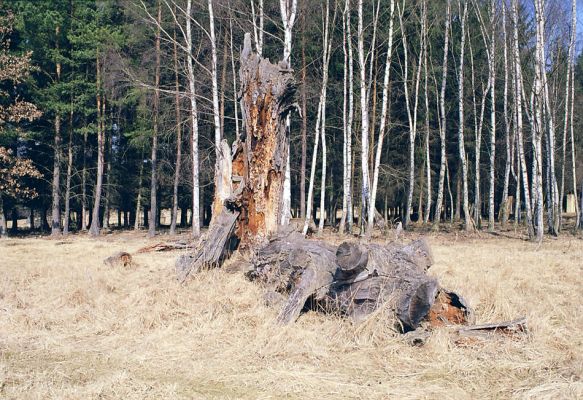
[176,33,296,278]
[176,34,471,333]
[247,233,470,331]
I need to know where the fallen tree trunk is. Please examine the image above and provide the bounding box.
[247,234,470,331]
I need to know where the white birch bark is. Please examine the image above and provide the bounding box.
[250,0,264,56]
[279,0,297,226]
[358,0,370,234]
[422,0,431,225]
[187,0,200,236]
[533,0,545,240]
[434,0,451,228]
[500,0,511,227]
[340,3,349,234]
[487,0,497,231]
[368,0,395,232]
[559,0,576,228]
[318,0,332,234]
[458,0,471,231]
[512,0,533,238]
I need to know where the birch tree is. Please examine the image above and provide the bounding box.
[148,1,161,237]
[339,0,354,234]
[500,0,512,227]
[318,0,333,234]
[559,0,578,230]
[368,0,395,233]
[250,0,264,56]
[357,0,371,233]
[433,0,451,228]
[512,0,534,239]
[457,0,471,231]
[170,12,182,235]
[280,0,297,225]
[186,0,201,236]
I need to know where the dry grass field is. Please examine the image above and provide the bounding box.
[1,229,582,399]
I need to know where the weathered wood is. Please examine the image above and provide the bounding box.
[233,33,297,248]
[336,242,368,273]
[457,317,527,334]
[176,209,240,281]
[103,251,133,268]
[137,240,191,253]
[176,32,296,277]
[247,235,470,330]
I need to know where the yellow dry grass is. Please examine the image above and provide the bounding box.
[0,230,582,399]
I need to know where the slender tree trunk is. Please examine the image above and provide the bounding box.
[368,0,395,232]
[134,149,145,231]
[559,0,577,229]
[219,29,228,140]
[512,0,533,238]
[357,0,370,234]
[208,0,225,222]
[80,129,87,231]
[250,0,264,56]
[317,0,332,235]
[340,5,349,233]
[300,15,307,220]
[63,108,74,235]
[229,18,240,140]
[532,0,545,240]
[89,57,104,236]
[0,193,6,238]
[422,0,431,225]
[346,0,354,232]
[500,0,511,227]
[51,26,62,237]
[170,16,182,236]
[487,0,497,232]
[186,0,200,236]
[102,132,111,230]
[279,0,298,226]
[458,0,471,231]
[434,0,451,228]
[400,2,424,229]
[148,1,161,237]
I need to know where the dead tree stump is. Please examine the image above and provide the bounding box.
[176,33,471,332]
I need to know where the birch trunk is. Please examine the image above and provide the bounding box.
[300,15,307,220]
[134,153,144,230]
[368,0,395,232]
[186,0,200,236]
[250,0,264,56]
[51,28,62,236]
[500,0,511,227]
[170,17,182,235]
[89,57,104,236]
[318,0,332,234]
[512,0,534,238]
[340,4,349,233]
[209,0,227,221]
[422,0,431,225]
[434,0,451,228]
[63,109,73,235]
[279,0,298,226]
[357,0,370,234]
[81,130,87,231]
[559,0,576,229]
[536,0,559,236]
[458,0,471,231]
[148,1,161,237]
[487,0,497,232]
[532,0,545,241]
[399,2,423,228]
